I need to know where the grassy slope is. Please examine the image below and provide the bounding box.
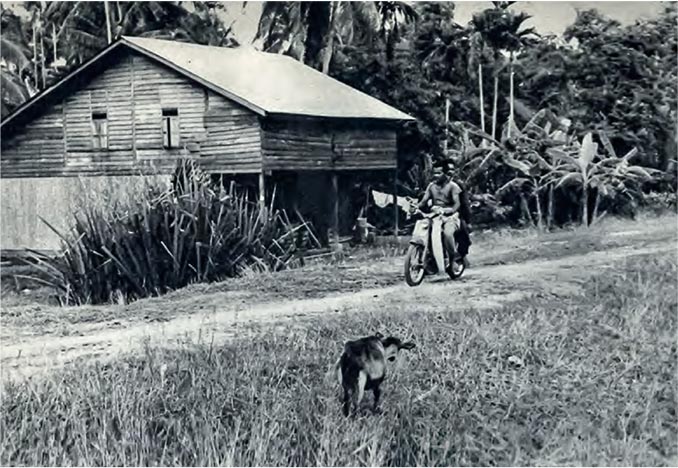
[1,251,676,466]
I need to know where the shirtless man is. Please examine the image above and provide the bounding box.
[417,166,463,261]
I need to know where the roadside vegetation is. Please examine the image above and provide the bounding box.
[21,160,315,306]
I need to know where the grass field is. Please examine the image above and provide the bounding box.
[1,246,676,466]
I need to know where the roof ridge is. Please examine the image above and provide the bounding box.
[121,35,262,54]
[3,36,415,129]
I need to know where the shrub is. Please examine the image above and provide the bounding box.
[26,160,314,305]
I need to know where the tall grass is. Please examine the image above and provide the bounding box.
[2,254,675,466]
[25,160,315,305]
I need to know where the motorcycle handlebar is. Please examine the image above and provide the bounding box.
[410,208,442,219]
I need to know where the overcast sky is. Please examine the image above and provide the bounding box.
[224,1,665,45]
[5,1,666,45]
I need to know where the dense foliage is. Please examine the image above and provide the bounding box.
[325,2,677,226]
[26,161,314,305]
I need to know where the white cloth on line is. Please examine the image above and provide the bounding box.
[371,190,416,213]
[372,190,392,208]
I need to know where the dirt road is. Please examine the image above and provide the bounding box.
[1,220,676,384]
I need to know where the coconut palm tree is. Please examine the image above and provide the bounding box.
[376,1,417,61]
[1,6,33,115]
[495,11,538,137]
[470,2,537,140]
[254,1,417,73]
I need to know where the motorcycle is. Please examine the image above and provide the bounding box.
[404,208,467,287]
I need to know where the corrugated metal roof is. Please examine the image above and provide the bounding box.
[122,36,415,121]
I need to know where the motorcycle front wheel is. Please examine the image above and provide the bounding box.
[404,244,426,287]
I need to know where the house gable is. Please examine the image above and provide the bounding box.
[1,50,263,178]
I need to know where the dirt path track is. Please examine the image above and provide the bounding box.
[2,232,674,384]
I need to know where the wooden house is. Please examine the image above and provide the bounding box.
[0,36,415,252]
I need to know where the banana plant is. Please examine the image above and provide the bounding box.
[459,109,570,229]
[495,146,567,229]
[547,132,656,226]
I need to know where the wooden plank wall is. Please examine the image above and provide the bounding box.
[261,118,397,171]
[1,51,263,178]
[202,91,262,173]
[0,175,170,251]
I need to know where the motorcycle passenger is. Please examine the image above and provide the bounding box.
[417,166,462,263]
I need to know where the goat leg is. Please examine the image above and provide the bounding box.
[342,385,351,417]
[372,385,382,414]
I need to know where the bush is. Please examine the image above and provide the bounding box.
[642,191,678,216]
[26,160,314,305]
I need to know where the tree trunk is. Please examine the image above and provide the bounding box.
[104,0,112,44]
[491,71,499,140]
[52,23,57,67]
[320,2,338,74]
[32,24,38,88]
[547,185,554,229]
[508,52,514,139]
[40,35,46,89]
[304,2,332,70]
[321,36,334,74]
[478,63,485,134]
[534,190,543,231]
[520,193,534,227]
[116,2,122,34]
[582,184,589,226]
[592,189,601,224]
[386,31,395,62]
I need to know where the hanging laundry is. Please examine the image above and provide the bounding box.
[371,190,417,213]
[371,190,392,208]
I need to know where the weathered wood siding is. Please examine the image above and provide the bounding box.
[201,91,262,172]
[1,52,262,178]
[261,119,397,171]
[0,175,171,250]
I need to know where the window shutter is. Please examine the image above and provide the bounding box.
[170,116,180,148]
[162,117,170,148]
[91,112,108,149]
[101,120,108,149]
[92,119,100,149]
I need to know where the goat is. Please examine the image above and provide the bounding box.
[334,333,416,416]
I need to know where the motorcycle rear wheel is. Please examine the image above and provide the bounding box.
[446,255,466,280]
[405,244,426,287]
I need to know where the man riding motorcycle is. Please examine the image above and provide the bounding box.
[416,165,464,266]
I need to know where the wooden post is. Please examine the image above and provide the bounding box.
[332,172,339,250]
[393,170,399,239]
[259,172,266,213]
